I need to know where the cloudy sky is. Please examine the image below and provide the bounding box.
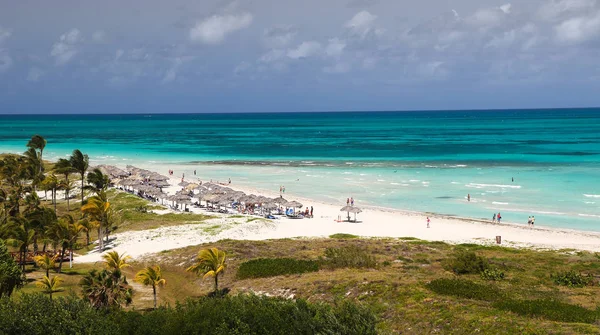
[1,0,600,113]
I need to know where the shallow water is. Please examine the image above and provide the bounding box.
[1,109,599,231]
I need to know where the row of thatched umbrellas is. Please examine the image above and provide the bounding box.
[100,165,362,219]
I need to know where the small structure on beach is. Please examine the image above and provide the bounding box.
[340,205,362,222]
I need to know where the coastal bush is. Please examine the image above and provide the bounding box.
[0,293,377,335]
[425,278,503,302]
[480,268,505,281]
[493,299,600,324]
[551,271,594,287]
[329,233,359,239]
[443,251,489,275]
[322,245,377,269]
[236,258,320,279]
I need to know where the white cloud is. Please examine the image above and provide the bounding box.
[345,11,378,38]
[325,38,346,58]
[0,52,12,73]
[92,30,106,43]
[50,29,83,66]
[466,4,511,27]
[189,13,253,44]
[115,49,124,61]
[27,67,44,82]
[538,0,597,21]
[263,26,297,48]
[323,62,351,74]
[259,49,285,63]
[555,11,600,43]
[287,41,321,59]
[0,27,11,43]
[486,30,516,48]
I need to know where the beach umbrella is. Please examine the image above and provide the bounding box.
[178,181,190,187]
[340,206,362,222]
[287,200,303,208]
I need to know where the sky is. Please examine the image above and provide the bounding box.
[1,0,600,114]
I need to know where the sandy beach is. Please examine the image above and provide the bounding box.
[75,164,600,263]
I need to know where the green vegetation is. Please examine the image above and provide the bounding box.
[322,245,377,269]
[443,250,489,275]
[237,258,320,279]
[329,233,359,239]
[493,299,600,324]
[0,293,376,335]
[425,278,503,302]
[551,270,595,287]
[480,267,506,281]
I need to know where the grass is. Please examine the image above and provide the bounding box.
[329,233,359,239]
[236,258,320,279]
[12,225,600,334]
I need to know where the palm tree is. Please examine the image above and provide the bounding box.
[54,158,75,211]
[86,168,110,196]
[78,218,93,246]
[80,268,132,308]
[33,254,57,277]
[6,218,35,271]
[23,148,44,190]
[41,174,59,214]
[102,251,131,271]
[69,150,89,206]
[81,194,110,251]
[46,215,82,272]
[186,248,227,295]
[26,135,46,174]
[36,275,63,300]
[134,265,166,309]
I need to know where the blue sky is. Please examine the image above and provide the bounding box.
[1,0,600,114]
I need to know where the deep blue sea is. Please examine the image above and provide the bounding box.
[1,109,599,231]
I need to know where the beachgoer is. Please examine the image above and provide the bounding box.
[181,177,184,183]
[493,213,496,222]
[310,206,313,217]
[467,194,470,202]
[346,198,350,205]
[532,216,535,226]
[280,186,282,194]
[527,216,532,227]
[427,216,430,228]
[305,207,309,216]
[283,186,285,193]
[228,178,231,184]
[512,177,514,182]
[194,170,196,175]
[497,213,502,223]
[351,197,354,206]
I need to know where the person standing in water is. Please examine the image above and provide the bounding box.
[467,194,471,202]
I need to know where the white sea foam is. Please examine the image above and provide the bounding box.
[492,202,509,205]
[409,179,420,182]
[584,194,600,198]
[585,202,596,204]
[467,183,521,189]
[377,179,385,182]
[390,182,400,185]
[579,214,600,218]
[450,181,460,184]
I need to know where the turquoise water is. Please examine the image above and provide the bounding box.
[0,109,599,231]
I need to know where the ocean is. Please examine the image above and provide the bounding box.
[1,109,599,231]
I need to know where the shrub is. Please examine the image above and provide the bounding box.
[551,271,594,288]
[480,268,505,281]
[236,258,320,279]
[493,299,600,324]
[329,233,359,239]
[443,251,489,275]
[425,278,503,302]
[0,293,378,335]
[322,245,377,269]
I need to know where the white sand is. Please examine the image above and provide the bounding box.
[75,168,600,263]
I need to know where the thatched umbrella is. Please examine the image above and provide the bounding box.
[340,206,362,222]
[287,201,303,208]
[178,181,190,187]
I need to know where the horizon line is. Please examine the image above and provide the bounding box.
[0,106,599,116]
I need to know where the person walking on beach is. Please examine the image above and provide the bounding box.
[194,170,196,175]
[493,213,496,223]
[280,186,282,194]
[310,206,313,217]
[351,197,354,206]
[347,198,350,205]
[427,216,430,228]
[283,186,286,193]
[497,212,502,223]
[527,216,532,227]
[467,194,471,202]
[228,178,231,184]
[531,216,535,227]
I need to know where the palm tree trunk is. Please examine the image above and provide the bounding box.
[53,188,57,213]
[46,267,49,278]
[153,285,157,309]
[214,275,219,294]
[98,225,104,251]
[86,231,90,246]
[65,175,70,212]
[20,249,25,271]
[58,246,66,273]
[81,173,84,206]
